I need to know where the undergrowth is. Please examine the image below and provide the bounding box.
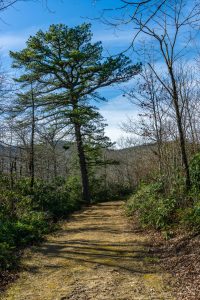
[126,153,200,234]
[0,175,82,270]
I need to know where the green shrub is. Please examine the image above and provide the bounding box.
[15,211,52,245]
[181,201,200,233]
[190,152,200,191]
[126,182,176,229]
[0,175,83,271]
[0,217,16,247]
[89,175,132,203]
[0,242,15,270]
[126,178,200,233]
[11,176,82,219]
[65,175,82,209]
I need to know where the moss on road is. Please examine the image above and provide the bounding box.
[0,202,175,300]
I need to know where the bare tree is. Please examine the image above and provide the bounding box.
[0,1,53,13]
[37,121,69,179]
[122,62,170,175]
[98,0,167,48]
[0,1,18,11]
[125,0,200,189]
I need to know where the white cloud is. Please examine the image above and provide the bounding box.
[0,35,26,50]
[100,95,139,142]
[0,26,42,54]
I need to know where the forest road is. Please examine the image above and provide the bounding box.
[0,201,175,300]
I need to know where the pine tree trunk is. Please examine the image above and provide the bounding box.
[74,122,90,204]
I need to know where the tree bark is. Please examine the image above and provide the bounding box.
[169,68,191,190]
[74,122,91,204]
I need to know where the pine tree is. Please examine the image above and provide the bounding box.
[10,23,141,203]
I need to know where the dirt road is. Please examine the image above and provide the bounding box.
[0,202,175,300]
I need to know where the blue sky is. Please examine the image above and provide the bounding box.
[0,0,139,142]
[0,1,198,143]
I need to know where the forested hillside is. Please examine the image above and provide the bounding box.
[0,0,200,299]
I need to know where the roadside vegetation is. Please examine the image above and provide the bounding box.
[126,177,200,234]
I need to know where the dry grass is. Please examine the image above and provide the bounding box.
[0,202,175,300]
